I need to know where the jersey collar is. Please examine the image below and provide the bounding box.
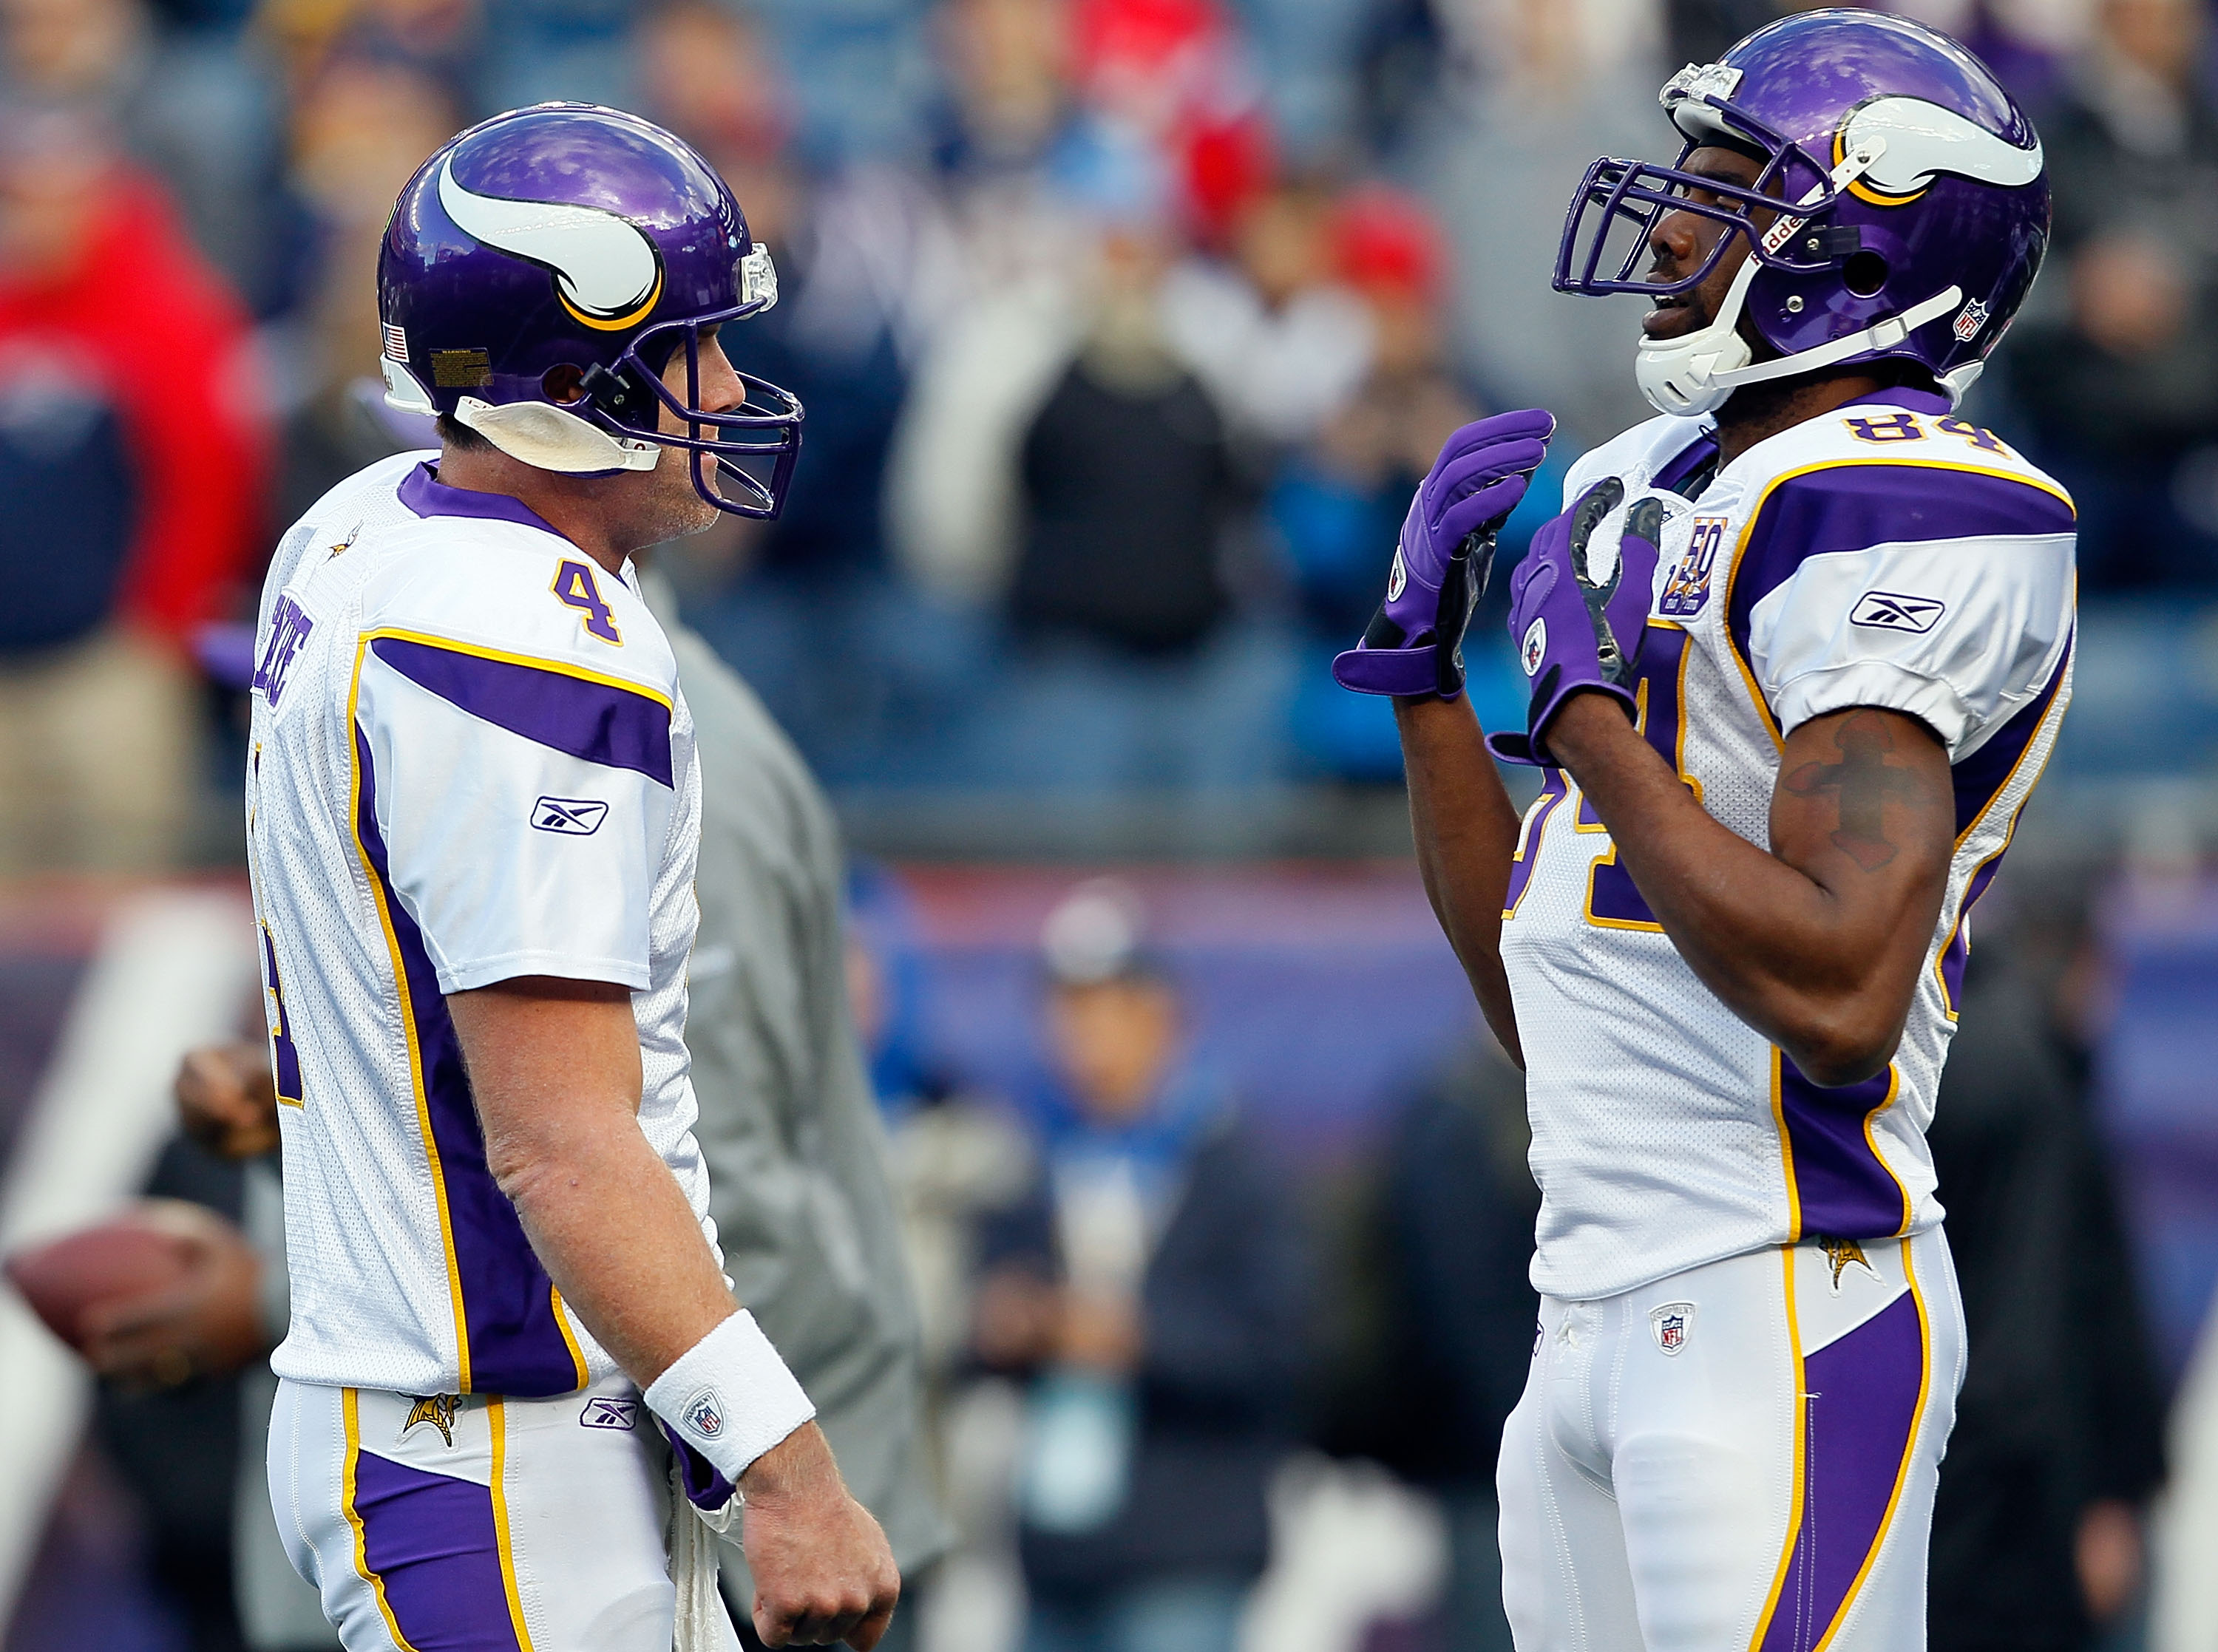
[399,462,569,542]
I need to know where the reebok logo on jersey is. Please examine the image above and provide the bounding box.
[532,797,608,836]
[1649,1302,1696,1356]
[1850,591,1946,634]
[682,1387,726,1440]
[580,1397,639,1431]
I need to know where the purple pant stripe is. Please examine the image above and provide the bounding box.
[353,1449,522,1652]
[356,727,588,1397]
[1757,1287,1927,1652]
[1779,1056,1907,1240]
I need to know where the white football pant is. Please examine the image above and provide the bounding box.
[267,1373,739,1652]
[1499,1226,1964,1652]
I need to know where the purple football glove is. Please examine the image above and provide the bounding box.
[1486,477,1663,766]
[1332,408,1555,700]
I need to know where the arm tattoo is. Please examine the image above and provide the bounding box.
[1782,711,1933,871]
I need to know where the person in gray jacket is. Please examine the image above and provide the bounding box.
[108,577,948,1651]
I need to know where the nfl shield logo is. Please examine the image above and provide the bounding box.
[683,1387,725,1439]
[1649,1301,1697,1356]
[1520,617,1548,677]
[1952,299,1990,343]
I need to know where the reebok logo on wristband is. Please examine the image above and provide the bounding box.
[683,1389,726,1439]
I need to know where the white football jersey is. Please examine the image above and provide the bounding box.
[247,452,710,1397]
[1501,390,2075,1302]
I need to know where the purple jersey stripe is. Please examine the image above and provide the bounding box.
[1756,1285,1928,1652]
[1777,1055,1909,1240]
[356,727,593,1398]
[259,926,304,1104]
[1947,636,2072,839]
[1724,460,2074,732]
[352,1448,523,1651]
[399,460,568,540]
[370,635,674,788]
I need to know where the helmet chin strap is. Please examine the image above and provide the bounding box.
[1635,270,1967,418]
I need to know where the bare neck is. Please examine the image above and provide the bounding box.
[1712,369,1893,471]
[431,444,634,576]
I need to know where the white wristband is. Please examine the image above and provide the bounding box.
[645,1311,815,1485]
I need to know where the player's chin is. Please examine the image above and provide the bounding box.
[658,459,726,538]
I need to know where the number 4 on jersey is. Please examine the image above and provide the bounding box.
[552,560,623,645]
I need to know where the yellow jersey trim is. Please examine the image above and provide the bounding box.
[349,637,472,1393]
[488,1398,540,1651]
[361,627,673,712]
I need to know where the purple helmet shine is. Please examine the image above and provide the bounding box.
[379,103,801,519]
[1554,10,2048,418]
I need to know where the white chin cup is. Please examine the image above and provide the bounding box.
[1633,256,1760,418]
[452,395,663,475]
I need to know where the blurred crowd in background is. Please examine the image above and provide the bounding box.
[10,0,2218,859]
[1,0,2217,1651]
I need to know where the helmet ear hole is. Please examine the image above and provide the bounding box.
[542,364,587,405]
[1844,251,1888,297]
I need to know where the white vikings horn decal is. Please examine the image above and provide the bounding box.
[1838,97,2044,202]
[438,160,664,330]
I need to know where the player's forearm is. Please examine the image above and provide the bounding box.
[493,1113,739,1387]
[1547,696,1923,1083]
[1395,694,1527,1065]
[449,981,736,1387]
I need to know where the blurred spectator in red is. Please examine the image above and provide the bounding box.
[1272,185,1482,779]
[889,123,1296,790]
[1070,0,1270,248]
[640,0,969,775]
[1999,0,2218,590]
[1163,173,1373,448]
[0,106,268,873]
[1,0,288,310]
[268,53,454,526]
[974,880,1311,1652]
[1415,0,1660,446]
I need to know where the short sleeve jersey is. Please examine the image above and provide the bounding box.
[246,453,711,1396]
[1499,390,2075,1302]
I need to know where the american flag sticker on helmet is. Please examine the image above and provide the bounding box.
[382,324,410,363]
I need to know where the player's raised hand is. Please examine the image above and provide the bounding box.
[1488,477,1664,765]
[174,1041,281,1159]
[1333,407,1555,700]
[739,1422,901,1649]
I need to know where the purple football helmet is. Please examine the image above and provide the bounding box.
[379,103,801,518]
[1555,10,2048,418]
